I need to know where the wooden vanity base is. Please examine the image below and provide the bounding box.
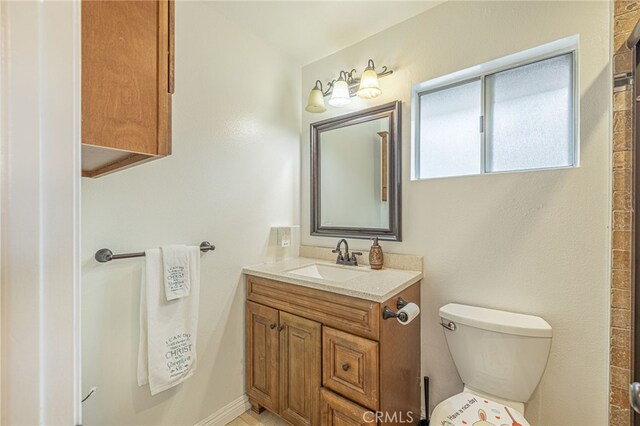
[250,401,265,414]
[245,275,421,426]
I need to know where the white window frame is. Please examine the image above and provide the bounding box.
[411,35,580,180]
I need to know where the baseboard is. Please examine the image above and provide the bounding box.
[195,394,250,426]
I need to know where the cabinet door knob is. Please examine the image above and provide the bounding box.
[342,363,350,372]
[277,325,284,333]
[270,323,277,330]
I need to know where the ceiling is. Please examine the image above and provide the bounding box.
[208,1,444,66]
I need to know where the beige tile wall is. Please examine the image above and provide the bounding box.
[611,2,637,425]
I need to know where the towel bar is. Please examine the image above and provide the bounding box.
[95,241,215,263]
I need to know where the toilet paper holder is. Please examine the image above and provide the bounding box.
[382,297,409,320]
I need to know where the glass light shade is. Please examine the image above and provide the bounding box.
[329,79,351,107]
[358,68,381,99]
[305,87,326,113]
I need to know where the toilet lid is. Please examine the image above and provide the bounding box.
[430,392,529,426]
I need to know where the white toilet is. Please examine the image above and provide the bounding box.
[430,303,552,426]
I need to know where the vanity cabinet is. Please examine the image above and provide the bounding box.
[81,0,174,178]
[245,274,421,426]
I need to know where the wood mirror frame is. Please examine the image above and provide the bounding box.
[310,100,402,241]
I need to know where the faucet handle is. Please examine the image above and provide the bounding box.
[332,249,344,262]
[350,251,363,265]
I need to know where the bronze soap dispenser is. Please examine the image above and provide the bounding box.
[369,237,384,270]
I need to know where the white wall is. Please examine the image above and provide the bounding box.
[301,2,611,425]
[1,1,81,425]
[81,2,300,424]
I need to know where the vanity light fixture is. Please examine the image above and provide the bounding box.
[305,59,393,113]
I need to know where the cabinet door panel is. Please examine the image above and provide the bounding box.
[321,389,373,426]
[279,312,321,426]
[83,1,158,153]
[81,0,172,177]
[246,301,279,412]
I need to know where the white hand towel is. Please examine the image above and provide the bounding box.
[137,247,200,395]
[161,245,191,300]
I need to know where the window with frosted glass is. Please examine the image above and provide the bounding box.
[486,53,574,172]
[413,49,577,179]
[418,80,482,179]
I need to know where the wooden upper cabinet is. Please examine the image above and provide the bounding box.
[81,0,174,178]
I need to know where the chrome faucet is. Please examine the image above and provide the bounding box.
[332,238,362,266]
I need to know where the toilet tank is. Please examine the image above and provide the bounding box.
[439,303,552,403]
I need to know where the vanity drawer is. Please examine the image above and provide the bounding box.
[320,388,373,426]
[323,327,379,410]
[246,275,380,340]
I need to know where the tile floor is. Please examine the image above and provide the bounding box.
[226,409,289,426]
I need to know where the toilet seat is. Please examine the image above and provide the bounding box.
[430,392,530,426]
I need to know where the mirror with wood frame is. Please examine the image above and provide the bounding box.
[311,101,401,241]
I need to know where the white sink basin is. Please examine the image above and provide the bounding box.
[286,263,369,282]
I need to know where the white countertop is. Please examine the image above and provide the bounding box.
[242,257,422,302]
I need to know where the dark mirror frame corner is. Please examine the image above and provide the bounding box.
[310,100,402,242]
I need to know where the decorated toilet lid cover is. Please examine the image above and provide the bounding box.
[430,392,530,426]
